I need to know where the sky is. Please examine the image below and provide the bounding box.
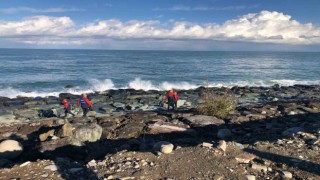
[0,0,319,51]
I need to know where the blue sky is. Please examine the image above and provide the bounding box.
[0,0,319,51]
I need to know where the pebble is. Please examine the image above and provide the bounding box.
[251,164,268,172]
[19,161,31,167]
[202,142,213,148]
[44,164,58,171]
[218,140,227,152]
[281,171,293,179]
[88,159,97,167]
[40,173,48,178]
[245,175,256,180]
[235,153,255,164]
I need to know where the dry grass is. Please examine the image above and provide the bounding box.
[197,88,236,118]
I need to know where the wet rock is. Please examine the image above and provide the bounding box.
[112,102,126,108]
[217,129,232,139]
[183,115,225,127]
[0,140,23,159]
[14,109,39,119]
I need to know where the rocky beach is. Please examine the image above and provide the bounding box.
[0,84,320,180]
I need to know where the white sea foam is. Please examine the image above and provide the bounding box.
[90,79,115,91]
[1,78,319,98]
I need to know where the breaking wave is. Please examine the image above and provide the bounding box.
[0,78,320,98]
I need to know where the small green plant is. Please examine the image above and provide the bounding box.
[196,81,236,118]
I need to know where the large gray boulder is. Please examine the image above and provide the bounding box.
[183,115,225,127]
[0,140,23,159]
[73,123,103,143]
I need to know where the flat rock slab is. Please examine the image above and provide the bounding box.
[183,115,225,127]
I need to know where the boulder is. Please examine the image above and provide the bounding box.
[160,143,174,154]
[176,100,186,107]
[61,122,74,137]
[87,111,96,117]
[281,171,292,179]
[0,140,23,159]
[218,140,227,152]
[73,123,103,143]
[39,129,55,141]
[153,141,173,153]
[183,115,225,127]
[148,122,196,135]
[14,109,39,119]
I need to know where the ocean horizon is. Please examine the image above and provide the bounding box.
[1,49,319,98]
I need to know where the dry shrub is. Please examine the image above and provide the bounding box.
[197,88,236,118]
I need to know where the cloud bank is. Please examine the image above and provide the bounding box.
[0,11,319,46]
[0,7,84,14]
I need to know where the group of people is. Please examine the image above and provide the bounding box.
[62,93,93,118]
[62,90,180,118]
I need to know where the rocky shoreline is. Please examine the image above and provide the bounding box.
[0,85,320,180]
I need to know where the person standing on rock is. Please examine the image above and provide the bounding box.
[62,98,75,118]
[76,93,93,118]
[173,91,180,108]
[165,89,176,110]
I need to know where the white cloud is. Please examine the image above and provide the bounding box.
[0,11,319,46]
[153,5,258,11]
[0,7,84,14]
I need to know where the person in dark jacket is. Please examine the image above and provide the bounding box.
[165,90,175,110]
[76,93,93,117]
[62,98,75,118]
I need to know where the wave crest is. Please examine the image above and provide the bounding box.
[1,78,319,98]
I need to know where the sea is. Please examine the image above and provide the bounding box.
[0,49,319,98]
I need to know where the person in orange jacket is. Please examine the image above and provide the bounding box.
[76,93,93,117]
[165,89,176,110]
[173,91,180,108]
[62,98,75,118]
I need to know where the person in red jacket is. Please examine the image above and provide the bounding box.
[76,93,93,117]
[62,98,76,118]
[165,90,176,110]
[173,91,180,108]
